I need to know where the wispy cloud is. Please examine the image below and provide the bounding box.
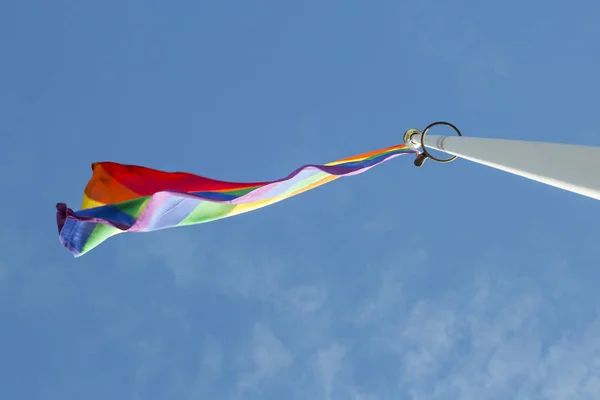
[285,284,327,313]
[237,323,294,392]
[356,267,404,324]
[358,263,600,399]
[313,343,347,399]
[186,336,223,400]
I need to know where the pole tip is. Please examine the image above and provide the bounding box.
[403,128,422,151]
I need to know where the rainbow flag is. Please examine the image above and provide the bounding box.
[56,143,416,257]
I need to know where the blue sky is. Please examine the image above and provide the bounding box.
[2,0,600,399]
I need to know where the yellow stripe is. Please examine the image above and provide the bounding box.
[82,194,107,209]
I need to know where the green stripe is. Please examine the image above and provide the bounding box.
[114,196,151,217]
[83,224,122,253]
[178,201,236,226]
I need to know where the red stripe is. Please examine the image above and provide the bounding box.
[95,162,267,195]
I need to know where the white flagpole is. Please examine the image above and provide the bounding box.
[404,123,600,201]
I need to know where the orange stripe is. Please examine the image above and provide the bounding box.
[327,144,404,165]
[82,164,145,208]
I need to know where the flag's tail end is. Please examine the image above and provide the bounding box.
[56,203,81,257]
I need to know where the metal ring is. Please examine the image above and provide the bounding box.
[420,121,462,163]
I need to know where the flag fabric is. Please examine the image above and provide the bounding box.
[56,143,416,257]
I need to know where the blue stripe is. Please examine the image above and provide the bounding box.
[190,191,238,201]
[59,218,96,254]
[75,204,136,227]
